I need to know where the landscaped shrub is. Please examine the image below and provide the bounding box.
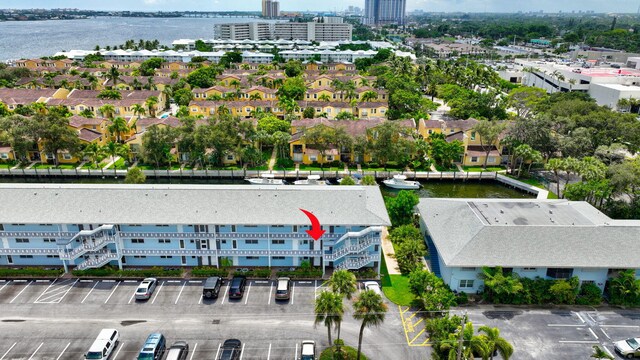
[191,266,229,278]
[72,266,118,277]
[0,267,63,277]
[276,157,294,168]
[276,268,323,279]
[353,268,378,279]
[232,268,271,278]
[577,282,603,305]
[118,267,183,278]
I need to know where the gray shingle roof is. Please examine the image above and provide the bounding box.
[418,198,640,269]
[0,184,390,227]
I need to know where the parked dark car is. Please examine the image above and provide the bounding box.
[228,276,246,299]
[218,339,242,360]
[203,276,222,299]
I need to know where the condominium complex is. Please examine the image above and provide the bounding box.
[0,184,390,273]
[261,0,280,18]
[363,0,406,25]
[214,21,353,41]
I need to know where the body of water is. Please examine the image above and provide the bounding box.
[0,17,272,61]
[0,176,533,198]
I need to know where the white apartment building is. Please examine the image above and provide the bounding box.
[211,22,352,42]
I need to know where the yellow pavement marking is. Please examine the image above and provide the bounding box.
[407,312,418,320]
[413,318,424,327]
[409,328,426,344]
[399,305,412,346]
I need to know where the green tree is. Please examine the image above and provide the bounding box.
[173,88,193,107]
[98,104,116,119]
[81,142,105,169]
[276,77,307,101]
[257,115,290,135]
[439,321,490,360]
[139,57,164,76]
[353,289,388,360]
[409,269,456,312]
[302,107,315,119]
[395,239,426,275]
[507,86,547,119]
[385,190,419,227]
[125,166,146,184]
[314,290,343,347]
[609,269,640,306]
[283,60,303,77]
[219,51,242,68]
[340,176,356,185]
[186,65,221,88]
[545,158,564,197]
[328,270,357,347]
[132,103,146,118]
[97,89,122,100]
[477,326,514,360]
[146,96,159,117]
[101,141,130,172]
[481,267,524,304]
[38,113,81,167]
[388,224,422,245]
[361,175,377,185]
[335,111,355,120]
[107,116,130,143]
[549,277,579,305]
[141,124,176,168]
[105,66,120,87]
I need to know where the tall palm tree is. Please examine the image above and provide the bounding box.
[106,66,120,88]
[478,326,513,360]
[81,142,105,169]
[360,91,378,103]
[145,76,156,91]
[353,289,388,360]
[314,290,343,347]
[328,270,357,344]
[107,116,130,143]
[439,321,490,360]
[146,96,158,117]
[98,104,116,119]
[318,94,332,102]
[132,104,146,119]
[249,93,262,101]
[101,141,130,174]
[545,158,563,197]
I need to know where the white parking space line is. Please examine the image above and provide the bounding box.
[128,284,138,304]
[295,343,298,360]
[214,343,221,359]
[586,313,597,323]
[603,346,614,358]
[588,328,598,340]
[28,342,43,360]
[574,312,585,323]
[56,342,71,360]
[600,324,640,328]
[54,278,78,303]
[0,342,16,360]
[244,282,252,305]
[600,328,611,340]
[82,281,100,304]
[10,280,32,303]
[291,282,295,305]
[105,281,120,304]
[267,343,272,360]
[0,281,10,293]
[34,278,58,302]
[112,341,124,359]
[240,343,245,360]
[547,324,583,327]
[188,343,197,360]
[198,295,203,304]
[175,281,186,304]
[151,281,164,304]
[221,284,229,305]
[268,281,273,305]
[559,340,599,344]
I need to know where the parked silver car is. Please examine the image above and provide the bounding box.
[135,278,158,300]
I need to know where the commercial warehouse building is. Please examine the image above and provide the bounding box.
[0,184,390,274]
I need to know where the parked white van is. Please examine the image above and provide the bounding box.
[85,329,119,360]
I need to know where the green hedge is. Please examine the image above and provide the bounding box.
[73,266,182,278]
[276,268,323,279]
[232,269,271,278]
[191,266,230,278]
[72,267,118,277]
[0,267,64,277]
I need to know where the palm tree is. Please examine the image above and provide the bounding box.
[81,142,105,169]
[360,91,378,102]
[146,96,158,117]
[229,79,241,89]
[352,289,388,360]
[590,345,613,360]
[101,141,130,174]
[132,104,146,119]
[478,326,513,360]
[560,157,580,198]
[98,104,116,119]
[249,93,262,101]
[107,116,130,143]
[318,94,332,102]
[145,76,156,91]
[545,158,563,197]
[314,290,343,347]
[328,270,357,344]
[31,102,48,115]
[106,66,120,88]
[439,322,490,360]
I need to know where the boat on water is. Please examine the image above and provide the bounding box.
[382,174,421,190]
[245,173,286,185]
[293,174,328,185]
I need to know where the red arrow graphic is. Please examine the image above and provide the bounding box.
[299,208,325,241]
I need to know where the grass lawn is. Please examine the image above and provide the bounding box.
[380,257,415,306]
[113,158,127,170]
[463,166,505,172]
[434,165,458,172]
[506,174,558,199]
[320,345,368,360]
[33,163,79,170]
[298,165,342,172]
[0,163,15,169]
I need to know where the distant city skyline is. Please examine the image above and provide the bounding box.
[1,0,639,13]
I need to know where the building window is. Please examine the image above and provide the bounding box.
[461,267,476,271]
[523,267,537,271]
[299,240,309,245]
[471,157,478,163]
[160,255,173,259]
[133,255,147,259]
[15,238,29,243]
[546,268,573,279]
[43,238,56,243]
[20,255,34,259]
[471,131,476,140]
[226,155,234,161]
[272,239,285,245]
[246,256,259,260]
[62,153,72,160]
[245,239,258,244]
[158,239,171,244]
[293,225,298,232]
[46,255,59,258]
[273,256,285,260]
[131,239,144,244]
[459,280,474,288]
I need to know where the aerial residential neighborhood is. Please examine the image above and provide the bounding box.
[1,1,640,360]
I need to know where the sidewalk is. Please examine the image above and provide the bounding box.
[267,147,277,171]
[380,227,401,275]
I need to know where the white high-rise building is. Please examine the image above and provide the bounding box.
[363,0,406,25]
[262,0,280,18]
[214,22,352,41]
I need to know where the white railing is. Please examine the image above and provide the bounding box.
[324,237,377,261]
[335,254,379,270]
[333,226,383,246]
[75,252,119,271]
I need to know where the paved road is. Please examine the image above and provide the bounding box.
[0,278,428,360]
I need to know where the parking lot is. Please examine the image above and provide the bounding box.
[0,278,423,360]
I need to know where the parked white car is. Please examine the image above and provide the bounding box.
[363,281,382,296]
[615,337,640,358]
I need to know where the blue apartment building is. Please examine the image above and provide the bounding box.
[0,184,391,274]
[418,198,640,293]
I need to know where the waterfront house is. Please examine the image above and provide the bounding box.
[418,198,640,293]
[0,184,390,274]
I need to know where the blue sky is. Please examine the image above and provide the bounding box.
[1,0,638,13]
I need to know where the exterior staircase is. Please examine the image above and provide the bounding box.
[75,251,120,271]
[58,225,117,261]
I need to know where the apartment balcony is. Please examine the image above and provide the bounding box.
[120,249,323,257]
[323,237,378,262]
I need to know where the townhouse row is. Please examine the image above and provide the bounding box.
[0,184,390,273]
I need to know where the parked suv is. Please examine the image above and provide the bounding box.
[135,278,158,300]
[203,276,222,299]
[228,276,246,299]
[165,341,189,360]
[300,340,316,360]
[275,277,291,300]
[218,339,242,360]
